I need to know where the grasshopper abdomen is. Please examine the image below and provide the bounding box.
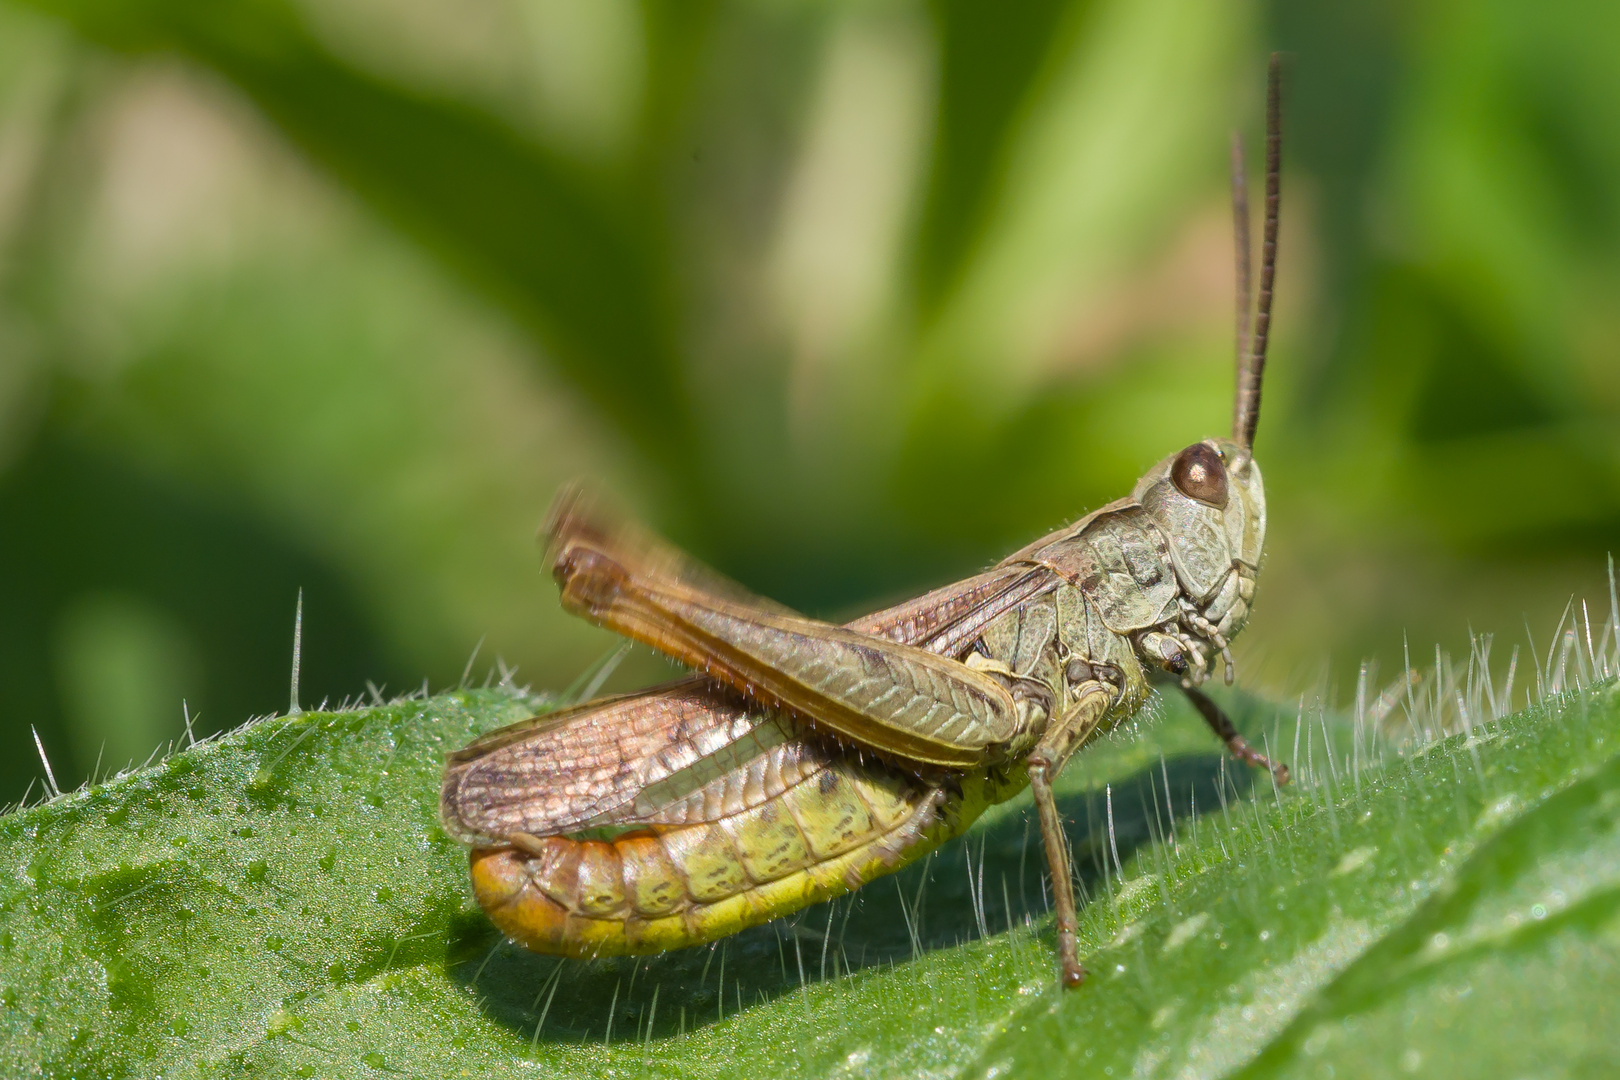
[465,733,1016,957]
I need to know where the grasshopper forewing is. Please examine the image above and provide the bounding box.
[442,55,1287,991]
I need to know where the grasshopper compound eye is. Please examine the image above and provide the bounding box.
[1171,443,1229,508]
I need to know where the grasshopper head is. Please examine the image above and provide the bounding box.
[1135,437,1265,645]
[1131,54,1281,681]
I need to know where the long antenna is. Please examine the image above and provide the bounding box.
[1233,52,1281,451]
[1230,131,1252,372]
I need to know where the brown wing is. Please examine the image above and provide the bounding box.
[442,498,1065,840]
[441,570,1064,842]
[442,677,795,845]
[551,526,1022,766]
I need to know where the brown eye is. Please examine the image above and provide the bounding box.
[1171,443,1228,508]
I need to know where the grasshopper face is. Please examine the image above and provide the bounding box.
[1132,437,1265,684]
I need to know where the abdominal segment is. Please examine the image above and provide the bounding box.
[469,752,1009,957]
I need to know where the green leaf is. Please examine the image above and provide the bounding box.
[3,678,1619,1076]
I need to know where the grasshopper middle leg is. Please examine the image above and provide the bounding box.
[1025,684,1114,989]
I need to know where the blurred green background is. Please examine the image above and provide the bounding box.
[0,0,1616,804]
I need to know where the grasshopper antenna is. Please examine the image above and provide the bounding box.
[1233,52,1281,452]
[1230,131,1251,371]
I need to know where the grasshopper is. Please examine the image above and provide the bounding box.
[441,57,1286,990]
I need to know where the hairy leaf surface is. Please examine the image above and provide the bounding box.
[4,682,1618,1076]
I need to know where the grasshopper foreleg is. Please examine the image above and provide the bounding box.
[1185,612,1236,686]
[1024,684,1114,989]
[1179,684,1290,786]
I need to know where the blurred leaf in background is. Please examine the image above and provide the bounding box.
[0,0,1616,806]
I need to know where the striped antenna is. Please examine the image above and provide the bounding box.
[1233,52,1282,451]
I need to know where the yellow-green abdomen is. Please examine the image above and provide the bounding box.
[470,754,1016,957]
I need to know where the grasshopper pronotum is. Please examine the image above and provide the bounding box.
[442,56,1286,991]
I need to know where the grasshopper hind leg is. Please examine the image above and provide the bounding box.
[1180,684,1290,786]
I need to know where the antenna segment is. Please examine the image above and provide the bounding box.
[1233,52,1282,451]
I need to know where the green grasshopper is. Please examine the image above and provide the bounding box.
[441,56,1286,990]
